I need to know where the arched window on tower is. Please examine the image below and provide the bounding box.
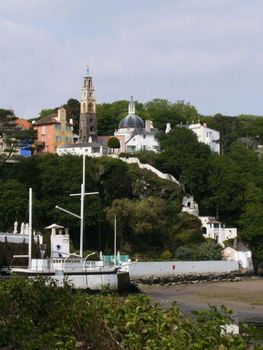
[88,103,93,112]
[88,79,92,88]
[83,103,86,113]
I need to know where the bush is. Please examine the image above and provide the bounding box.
[195,239,222,260]
[160,250,173,260]
[0,276,259,349]
[174,246,194,260]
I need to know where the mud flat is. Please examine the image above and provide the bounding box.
[140,277,263,325]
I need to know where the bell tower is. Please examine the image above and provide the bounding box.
[79,66,97,142]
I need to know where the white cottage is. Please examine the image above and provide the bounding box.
[176,122,220,153]
[182,195,237,246]
[223,241,253,271]
[188,122,220,153]
[199,216,237,246]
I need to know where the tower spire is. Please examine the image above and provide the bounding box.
[86,64,90,76]
[79,67,97,142]
[128,96,135,115]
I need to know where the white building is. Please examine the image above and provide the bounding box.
[57,140,109,157]
[182,195,237,246]
[188,122,220,153]
[223,241,253,271]
[175,122,220,153]
[199,216,237,246]
[114,97,159,153]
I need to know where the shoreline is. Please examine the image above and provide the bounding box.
[139,277,263,325]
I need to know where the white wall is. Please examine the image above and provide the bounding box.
[126,134,159,153]
[128,260,239,277]
[120,157,180,185]
[57,146,108,157]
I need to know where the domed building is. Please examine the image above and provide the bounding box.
[114,97,159,153]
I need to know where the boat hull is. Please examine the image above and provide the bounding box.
[11,268,131,291]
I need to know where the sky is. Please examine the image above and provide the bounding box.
[0,0,263,118]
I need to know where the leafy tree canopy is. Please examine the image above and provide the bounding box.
[107,137,120,149]
[0,109,36,165]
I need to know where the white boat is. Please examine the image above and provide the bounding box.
[11,155,131,291]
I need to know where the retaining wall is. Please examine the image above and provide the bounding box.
[128,260,239,278]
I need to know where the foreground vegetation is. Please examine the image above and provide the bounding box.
[0,276,261,350]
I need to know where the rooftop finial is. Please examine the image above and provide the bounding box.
[86,64,90,76]
[128,96,135,115]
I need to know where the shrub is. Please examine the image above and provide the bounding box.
[160,250,173,260]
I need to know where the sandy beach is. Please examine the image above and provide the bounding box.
[140,277,263,324]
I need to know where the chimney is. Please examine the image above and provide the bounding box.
[57,107,66,122]
[145,120,153,131]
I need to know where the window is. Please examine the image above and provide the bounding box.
[127,146,136,152]
[66,125,71,131]
[56,136,61,142]
[55,124,61,130]
[88,103,93,112]
[143,135,146,139]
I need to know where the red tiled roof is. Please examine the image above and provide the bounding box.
[16,119,31,129]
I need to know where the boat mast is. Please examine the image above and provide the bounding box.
[28,188,32,268]
[114,214,117,265]
[80,154,86,258]
[56,154,98,258]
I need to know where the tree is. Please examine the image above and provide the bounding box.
[238,182,263,271]
[37,108,56,120]
[105,198,134,251]
[0,109,36,165]
[97,100,146,135]
[144,99,199,131]
[107,137,120,150]
[157,127,211,197]
[170,212,203,246]
[195,239,222,260]
[64,98,80,133]
[203,154,244,221]
[0,179,28,230]
[106,196,169,252]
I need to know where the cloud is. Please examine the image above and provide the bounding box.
[0,0,263,117]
